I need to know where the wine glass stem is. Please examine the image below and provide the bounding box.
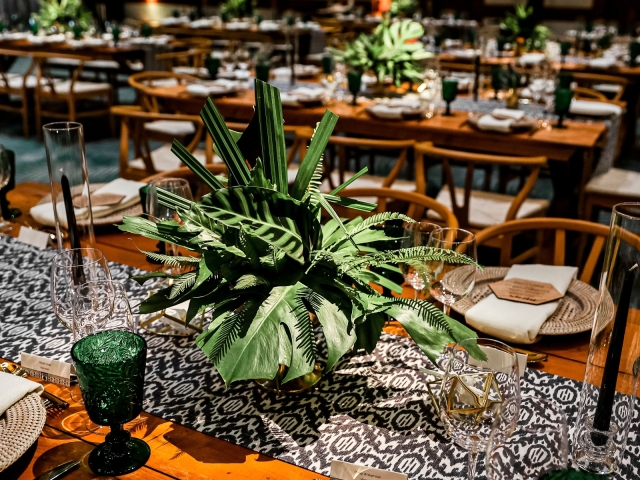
[443,304,450,316]
[467,447,479,479]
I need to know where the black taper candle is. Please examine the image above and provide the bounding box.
[473,54,480,102]
[592,263,638,445]
[61,174,85,285]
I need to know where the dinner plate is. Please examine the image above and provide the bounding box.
[450,266,613,336]
[365,105,426,121]
[0,392,47,472]
[466,112,538,133]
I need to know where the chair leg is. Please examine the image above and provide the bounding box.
[21,98,29,138]
[35,97,42,140]
[68,98,76,123]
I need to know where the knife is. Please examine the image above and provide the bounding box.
[34,459,81,480]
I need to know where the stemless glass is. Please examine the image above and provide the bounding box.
[400,222,441,299]
[441,78,458,116]
[439,338,521,480]
[486,396,568,480]
[429,228,477,315]
[554,88,574,129]
[71,322,150,475]
[51,248,111,330]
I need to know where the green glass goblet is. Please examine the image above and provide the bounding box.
[560,41,571,62]
[630,41,640,67]
[496,37,507,58]
[347,70,361,106]
[491,66,504,100]
[255,63,270,83]
[557,72,573,90]
[112,25,121,46]
[72,330,150,475]
[205,56,220,79]
[441,78,458,116]
[554,88,574,129]
[322,55,334,75]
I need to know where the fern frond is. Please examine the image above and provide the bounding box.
[169,271,198,299]
[338,246,478,272]
[292,289,316,364]
[232,274,269,290]
[390,297,454,336]
[207,299,260,364]
[327,212,414,251]
[142,251,201,268]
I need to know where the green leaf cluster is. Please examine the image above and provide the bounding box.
[220,0,255,20]
[500,4,550,52]
[390,0,418,18]
[119,79,482,386]
[32,0,94,33]
[330,18,432,87]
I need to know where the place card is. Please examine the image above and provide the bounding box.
[21,352,71,387]
[17,226,50,250]
[330,460,408,480]
[489,278,563,305]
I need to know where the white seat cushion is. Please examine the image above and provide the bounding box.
[47,57,81,67]
[585,168,640,197]
[42,80,110,94]
[129,144,220,172]
[4,75,47,89]
[592,83,622,94]
[429,185,549,228]
[144,120,196,137]
[84,60,120,69]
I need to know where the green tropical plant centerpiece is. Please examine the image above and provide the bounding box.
[501,4,550,53]
[119,80,482,388]
[220,0,255,21]
[331,18,432,89]
[390,0,418,18]
[32,0,94,34]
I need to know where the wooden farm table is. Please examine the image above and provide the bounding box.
[1,181,630,479]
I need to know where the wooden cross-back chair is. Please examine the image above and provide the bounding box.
[335,187,459,228]
[32,51,114,137]
[128,71,200,113]
[415,142,548,232]
[570,72,628,102]
[0,48,40,137]
[156,48,211,73]
[475,218,614,284]
[572,86,608,101]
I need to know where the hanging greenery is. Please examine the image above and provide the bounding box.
[331,18,431,88]
[32,0,94,34]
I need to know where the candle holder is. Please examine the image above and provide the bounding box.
[573,203,640,475]
[43,122,95,250]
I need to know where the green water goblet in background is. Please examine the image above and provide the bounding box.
[442,78,458,116]
[72,24,83,40]
[322,55,334,75]
[255,63,270,83]
[205,56,220,79]
[496,37,507,57]
[29,18,38,35]
[554,88,574,129]
[140,24,152,38]
[557,72,573,90]
[72,329,150,475]
[112,25,121,45]
[630,41,640,67]
[347,70,361,106]
[491,66,503,100]
[560,41,571,62]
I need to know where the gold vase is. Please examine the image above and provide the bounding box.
[255,363,324,395]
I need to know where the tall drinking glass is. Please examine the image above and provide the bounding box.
[439,338,520,480]
[43,122,96,250]
[400,222,441,299]
[71,320,149,474]
[486,396,568,479]
[429,228,477,315]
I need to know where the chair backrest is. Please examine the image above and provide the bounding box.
[155,48,210,69]
[571,72,628,102]
[111,105,210,180]
[475,217,612,284]
[335,187,458,228]
[415,141,547,229]
[128,71,200,112]
[0,49,36,92]
[573,86,608,101]
[29,51,94,97]
[142,164,228,200]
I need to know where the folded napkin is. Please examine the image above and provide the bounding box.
[570,99,622,117]
[29,178,145,228]
[466,264,578,344]
[190,18,215,29]
[226,21,250,30]
[280,92,301,107]
[161,16,189,26]
[519,53,546,65]
[448,49,477,58]
[476,114,513,133]
[258,20,281,31]
[367,104,404,120]
[185,83,210,97]
[588,57,617,69]
[0,371,44,416]
[492,108,525,120]
[289,87,325,100]
[173,66,208,77]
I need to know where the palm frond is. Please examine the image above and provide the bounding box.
[142,250,201,267]
[292,289,317,365]
[170,271,198,299]
[339,246,479,272]
[389,297,454,336]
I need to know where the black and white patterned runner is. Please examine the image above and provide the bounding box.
[1,237,638,479]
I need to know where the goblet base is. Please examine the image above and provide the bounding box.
[88,433,150,475]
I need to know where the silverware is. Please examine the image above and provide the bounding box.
[1,362,70,410]
[512,347,548,364]
[34,459,81,480]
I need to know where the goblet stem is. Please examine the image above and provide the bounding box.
[442,303,450,316]
[445,101,451,116]
[467,447,479,480]
[557,113,565,128]
[351,92,357,106]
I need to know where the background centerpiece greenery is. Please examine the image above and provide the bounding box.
[220,0,255,21]
[120,79,482,387]
[500,4,550,53]
[32,0,94,34]
[331,18,432,89]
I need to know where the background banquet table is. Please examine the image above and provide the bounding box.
[3,182,640,480]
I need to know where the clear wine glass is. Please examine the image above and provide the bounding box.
[400,222,441,299]
[439,338,521,480]
[486,396,568,479]
[0,148,12,232]
[429,228,477,315]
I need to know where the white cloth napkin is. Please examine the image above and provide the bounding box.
[29,178,145,228]
[570,100,622,117]
[588,57,616,69]
[476,115,513,133]
[466,264,578,344]
[161,16,189,26]
[367,104,404,120]
[258,20,281,31]
[519,53,546,65]
[0,371,44,416]
[492,108,525,120]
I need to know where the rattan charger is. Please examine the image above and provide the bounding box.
[0,392,46,472]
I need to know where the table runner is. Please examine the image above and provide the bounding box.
[1,237,639,479]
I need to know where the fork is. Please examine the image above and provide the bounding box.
[1,362,70,410]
